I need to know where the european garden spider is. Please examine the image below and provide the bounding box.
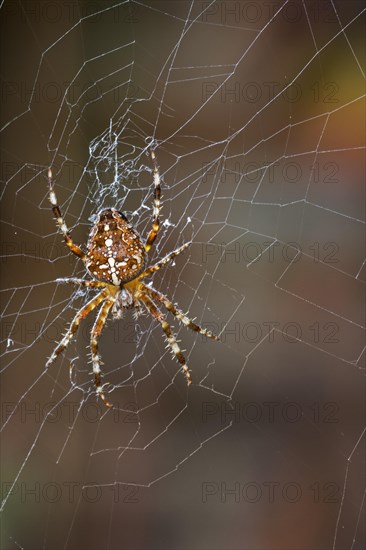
[46,151,218,407]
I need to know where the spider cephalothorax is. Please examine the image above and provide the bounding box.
[46,151,218,407]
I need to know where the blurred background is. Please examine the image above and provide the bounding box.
[0,1,365,549]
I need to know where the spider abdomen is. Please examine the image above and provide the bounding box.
[86,208,146,286]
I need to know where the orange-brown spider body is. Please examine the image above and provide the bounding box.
[86,208,147,286]
[46,151,218,407]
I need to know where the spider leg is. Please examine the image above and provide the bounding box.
[90,297,115,408]
[145,151,161,253]
[46,289,107,368]
[139,242,191,279]
[139,293,192,385]
[142,284,219,341]
[56,277,107,288]
[48,168,86,261]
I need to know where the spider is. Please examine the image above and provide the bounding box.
[46,151,218,407]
